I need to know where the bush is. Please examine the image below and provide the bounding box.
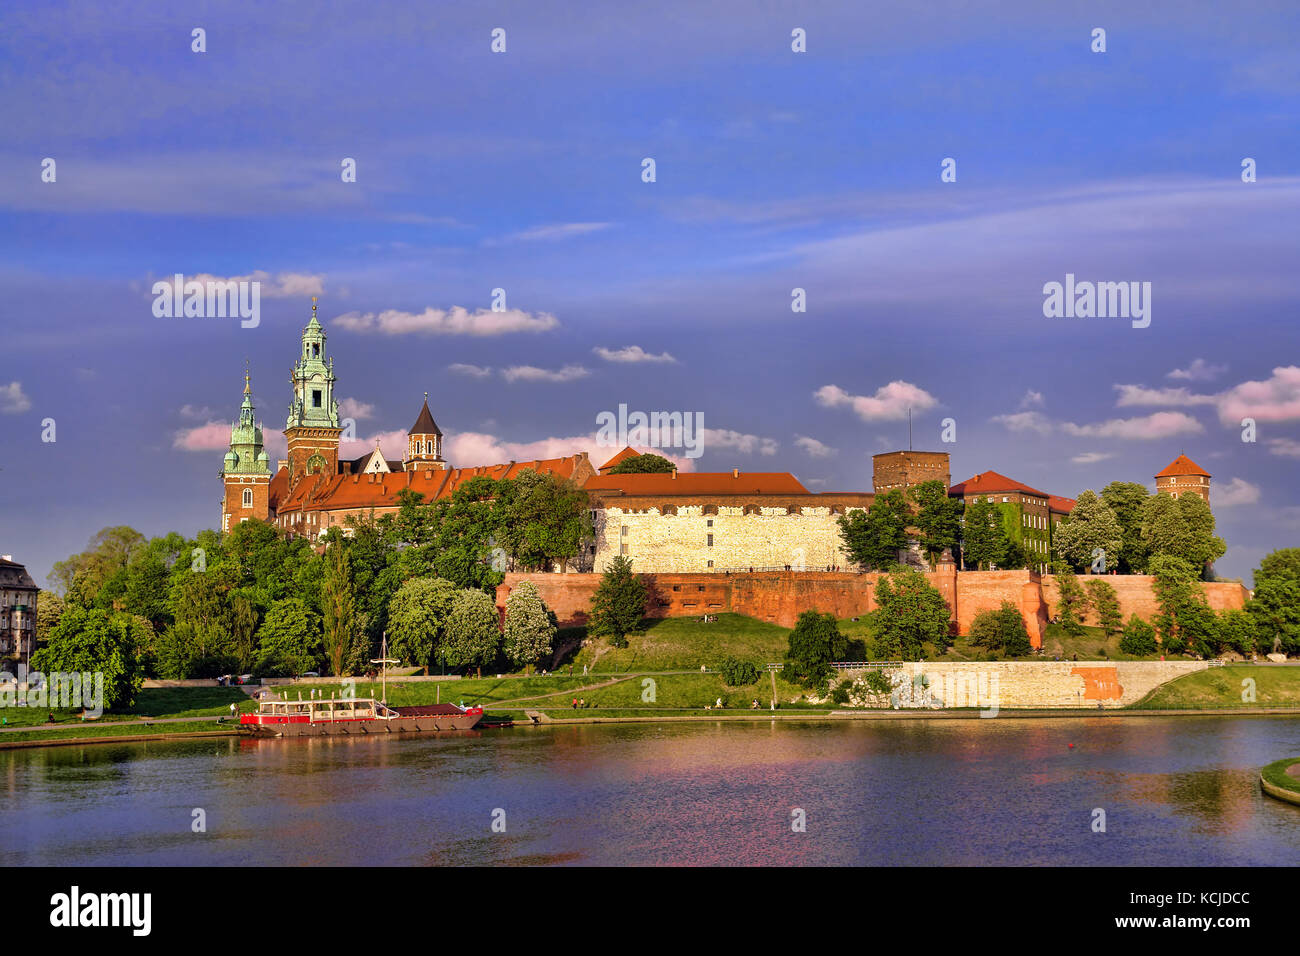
[830,684,850,705]
[719,656,761,687]
[861,670,892,694]
[1119,616,1157,656]
[968,601,1031,657]
[783,611,847,687]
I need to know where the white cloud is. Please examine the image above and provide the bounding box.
[794,435,836,458]
[1061,411,1204,440]
[338,397,374,420]
[151,270,324,299]
[814,381,938,422]
[448,363,493,378]
[341,429,407,460]
[1113,384,1218,407]
[175,422,285,457]
[702,427,778,456]
[1167,359,1227,382]
[593,345,677,364]
[334,307,558,336]
[0,382,31,414]
[1215,366,1300,426]
[991,411,1053,436]
[1267,438,1300,458]
[1019,390,1045,409]
[1070,451,1115,464]
[1215,477,1261,506]
[501,365,590,384]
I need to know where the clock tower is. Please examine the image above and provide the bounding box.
[284,297,342,486]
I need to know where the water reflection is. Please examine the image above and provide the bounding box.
[0,717,1297,865]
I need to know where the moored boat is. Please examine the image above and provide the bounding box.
[240,696,483,737]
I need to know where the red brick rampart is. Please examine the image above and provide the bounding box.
[1039,574,1248,625]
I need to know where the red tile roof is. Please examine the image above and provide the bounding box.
[597,446,643,473]
[273,455,590,515]
[948,470,1051,499]
[1048,495,1076,514]
[1155,454,1210,478]
[585,471,810,496]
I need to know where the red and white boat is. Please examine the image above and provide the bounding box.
[240,696,483,737]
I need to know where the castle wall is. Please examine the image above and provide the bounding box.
[595,504,864,573]
[1039,574,1249,625]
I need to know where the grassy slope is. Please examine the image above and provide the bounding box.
[1131,665,1300,709]
[1261,757,1300,794]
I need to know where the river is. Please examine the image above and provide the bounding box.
[2,717,1297,865]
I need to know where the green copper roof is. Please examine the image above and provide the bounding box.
[224,372,270,475]
[286,299,340,430]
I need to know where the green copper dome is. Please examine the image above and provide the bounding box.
[223,372,270,476]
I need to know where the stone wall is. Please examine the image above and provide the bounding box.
[894,659,1209,709]
[594,503,864,573]
[1040,574,1249,625]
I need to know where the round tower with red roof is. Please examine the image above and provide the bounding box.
[1154,454,1211,504]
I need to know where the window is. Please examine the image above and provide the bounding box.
[621,525,629,536]
[242,489,253,508]
[707,560,714,568]
[707,534,714,547]
[312,389,322,408]
[312,343,320,358]
[706,519,713,527]
[620,544,628,555]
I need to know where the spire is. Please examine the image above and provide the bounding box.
[225,368,269,476]
[306,295,322,331]
[408,395,442,437]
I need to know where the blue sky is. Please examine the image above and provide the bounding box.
[1,0,1297,587]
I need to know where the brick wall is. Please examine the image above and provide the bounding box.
[1040,574,1249,625]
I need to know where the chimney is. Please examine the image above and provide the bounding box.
[733,468,739,478]
[671,469,677,480]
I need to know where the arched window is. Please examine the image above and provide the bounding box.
[242,488,253,508]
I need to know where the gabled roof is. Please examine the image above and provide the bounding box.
[585,471,810,496]
[1155,454,1210,478]
[597,446,644,473]
[1048,495,1076,514]
[948,470,1051,499]
[408,397,442,437]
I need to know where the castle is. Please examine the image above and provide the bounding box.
[219,303,1211,575]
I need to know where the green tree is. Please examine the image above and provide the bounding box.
[869,567,953,659]
[1141,493,1226,577]
[495,470,593,572]
[387,577,458,672]
[48,526,147,598]
[1100,481,1151,573]
[1215,609,1258,657]
[783,611,848,686]
[910,480,962,567]
[321,542,357,676]
[719,656,761,686]
[606,453,677,474]
[1247,549,1300,655]
[440,589,502,677]
[31,607,148,710]
[1148,554,1210,653]
[1052,563,1088,638]
[1083,579,1123,641]
[838,489,910,571]
[588,555,646,647]
[36,591,64,645]
[254,598,321,677]
[960,496,1002,570]
[967,601,1032,656]
[1119,615,1157,656]
[1053,490,1123,572]
[502,581,556,672]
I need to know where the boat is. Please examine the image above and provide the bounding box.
[240,696,484,737]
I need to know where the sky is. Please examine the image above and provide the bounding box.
[1,0,1297,588]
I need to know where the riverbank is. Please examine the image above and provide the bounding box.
[1260,757,1300,806]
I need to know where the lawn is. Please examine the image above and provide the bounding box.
[1261,757,1300,796]
[0,720,236,744]
[572,613,792,672]
[1130,665,1300,709]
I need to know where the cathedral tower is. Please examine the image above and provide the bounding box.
[405,392,448,471]
[284,297,341,486]
[221,370,271,531]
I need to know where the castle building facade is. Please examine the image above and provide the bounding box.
[0,556,38,662]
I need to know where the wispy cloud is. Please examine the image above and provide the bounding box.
[1070,451,1115,465]
[448,363,494,378]
[795,435,836,458]
[593,345,677,364]
[1167,359,1227,382]
[495,222,612,243]
[501,364,589,384]
[1060,411,1204,440]
[149,270,324,299]
[335,307,558,336]
[1216,477,1261,507]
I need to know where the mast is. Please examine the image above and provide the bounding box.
[370,631,399,705]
